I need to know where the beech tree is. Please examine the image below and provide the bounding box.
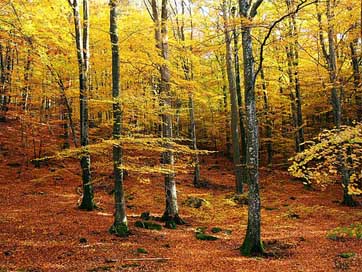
[222,0,243,194]
[239,0,264,256]
[68,0,95,210]
[316,0,356,206]
[148,0,185,227]
[108,0,129,236]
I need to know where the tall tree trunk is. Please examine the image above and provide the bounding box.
[151,0,184,227]
[286,0,304,153]
[232,7,248,183]
[109,0,129,236]
[69,0,95,210]
[239,0,264,256]
[318,0,355,206]
[176,0,201,187]
[222,1,243,194]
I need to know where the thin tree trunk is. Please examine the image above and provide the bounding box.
[260,67,272,166]
[286,0,304,152]
[22,47,31,112]
[69,0,95,210]
[47,64,78,147]
[189,93,201,186]
[217,56,232,158]
[318,0,355,206]
[109,0,129,236]
[350,41,362,121]
[222,1,243,194]
[175,0,201,187]
[232,8,248,183]
[151,0,184,226]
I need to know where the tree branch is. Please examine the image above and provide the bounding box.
[249,0,264,18]
[254,0,317,83]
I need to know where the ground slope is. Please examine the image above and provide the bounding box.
[0,119,362,271]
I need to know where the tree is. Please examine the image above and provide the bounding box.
[222,0,243,194]
[231,6,249,177]
[289,123,362,200]
[148,0,184,227]
[285,0,305,153]
[68,0,95,210]
[170,0,201,187]
[316,0,356,206]
[108,0,129,236]
[239,0,264,256]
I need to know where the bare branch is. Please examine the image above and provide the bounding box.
[143,0,154,21]
[250,0,264,18]
[254,0,317,83]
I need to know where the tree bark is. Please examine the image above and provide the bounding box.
[175,0,201,187]
[222,1,243,194]
[286,0,304,153]
[232,7,248,183]
[260,67,272,166]
[239,0,264,256]
[69,0,95,210]
[151,0,184,226]
[317,0,355,206]
[109,0,129,236]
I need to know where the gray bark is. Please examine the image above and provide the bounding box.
[69,0,95,210]
[222,1,243,194]
[317,0,355,206]
[239,0,264,256]
[232,7,248,183]
[109,0,129,236]
[151,0,184,225]
[174,0,201,187]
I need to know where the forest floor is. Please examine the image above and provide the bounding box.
[1,117,362,272]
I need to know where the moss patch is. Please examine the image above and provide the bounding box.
[183,196,209,208]
[136,248,148,254]
[195,227,218,241]
[211,227,222,233]
[339,252,355,259]
[134,220,162,231]
[196,233,218,241]
[109,223,129,237]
